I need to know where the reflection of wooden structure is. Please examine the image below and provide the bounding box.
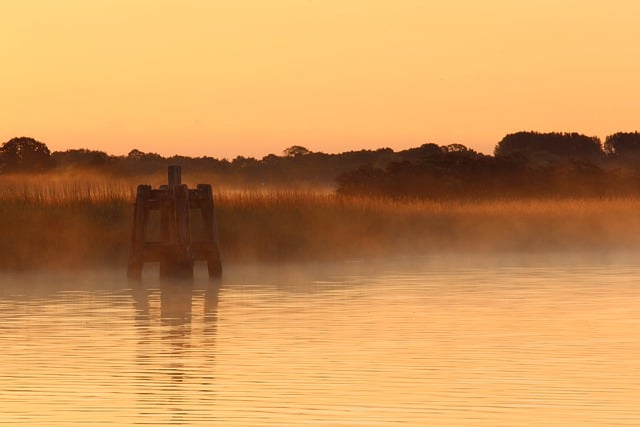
[127,166,222,280]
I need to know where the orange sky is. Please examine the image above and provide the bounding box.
[2,0,640,159]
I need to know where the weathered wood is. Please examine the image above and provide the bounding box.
[197,184,222,278]
[127,184,151,280]
[159,245,193,279]
[168,165,181,188]
[160,197,173,243]
[159,184,193,279]
[174,184,192,250]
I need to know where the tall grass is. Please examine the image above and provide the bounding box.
[1,174,640,271]
[0,173,135,204]
[218,193,640,261]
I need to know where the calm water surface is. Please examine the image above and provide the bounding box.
[0,254,639,426]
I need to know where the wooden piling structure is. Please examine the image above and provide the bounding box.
[127,166,222,280]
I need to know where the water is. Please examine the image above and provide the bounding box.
[1,255,639,426]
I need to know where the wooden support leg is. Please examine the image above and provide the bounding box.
[168,165,182,187]
[198,184,222,278]
[127,185,151,281]
[160,197,172,243]
[160,184,194,280]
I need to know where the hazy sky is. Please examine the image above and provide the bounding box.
[2,0,640,159]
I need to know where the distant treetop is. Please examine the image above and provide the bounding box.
[603,132,640,156]
[494,131,603,164]
[0,136,55,173]
[283,145,311,157]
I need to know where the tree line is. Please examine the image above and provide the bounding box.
[3,132,640,198]
[338,132,640,198]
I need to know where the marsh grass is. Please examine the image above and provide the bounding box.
[218,194,640,259]
[1,174,640,271]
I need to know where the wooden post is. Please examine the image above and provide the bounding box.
[168,165,182,188]
[174,184,192,253]
[159,184,193,279]
[198,184,222,278]
[163,166,181,247]
[158,185,171,242]
[127,184,151,280]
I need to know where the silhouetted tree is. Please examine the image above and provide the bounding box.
[494,131,603,165]
[53,148,109,169]
[283,145,311,157]
[397,143,442,162]
[603,132,640,156]
[232,155,259,168]
[127,149,162,161]
[442,143,475,154]
[0,136,55,173]
[127,149,145,160]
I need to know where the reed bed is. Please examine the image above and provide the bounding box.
[1,176,640,271]
[0,174,135,204]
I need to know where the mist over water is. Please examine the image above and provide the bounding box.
[1,254,639,426]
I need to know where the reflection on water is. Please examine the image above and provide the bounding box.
[0,255,639,426]
[129,280,220,425]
